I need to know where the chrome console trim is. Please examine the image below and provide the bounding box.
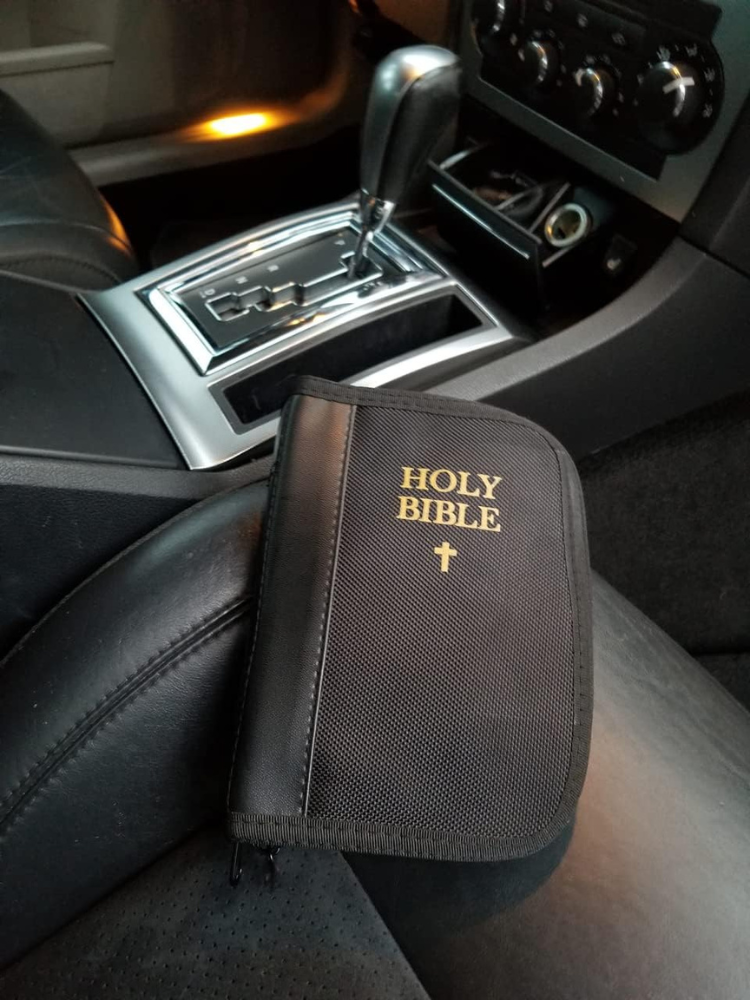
[84,202,523,470]
[143,206,433,375]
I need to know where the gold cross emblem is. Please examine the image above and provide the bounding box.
[434,541,457,573]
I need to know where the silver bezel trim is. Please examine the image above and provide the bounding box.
[143,207,433,375]
[83,203,523,470]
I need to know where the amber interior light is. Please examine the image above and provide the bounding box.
[184,87,334,144]
[203,112,274,138]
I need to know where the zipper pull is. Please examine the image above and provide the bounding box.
[229,842,244,887]
[264,846,280,887]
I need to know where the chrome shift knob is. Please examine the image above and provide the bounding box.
[348,45,461,278]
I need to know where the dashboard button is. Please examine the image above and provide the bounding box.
[557,0,600,33]
[602,13,645,51]
[602,235,637,279]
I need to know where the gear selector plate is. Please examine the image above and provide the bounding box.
[182,229,388,353]
[145,211,422,373]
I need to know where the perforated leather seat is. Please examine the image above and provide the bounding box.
[0,89,136,289]
[0,484,748,998]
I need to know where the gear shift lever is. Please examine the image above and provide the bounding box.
[348,45,461,279]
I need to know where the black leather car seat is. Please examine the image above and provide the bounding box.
[0,483,748,998]
[0,90,136,289]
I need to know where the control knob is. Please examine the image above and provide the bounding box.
[636,61,704,132]
[517,39,560,90]
[573,65,617,119]
[472,0,521,55]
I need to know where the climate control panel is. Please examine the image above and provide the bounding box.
[469,0,724,176]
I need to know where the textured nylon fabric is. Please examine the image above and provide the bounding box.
[0,830,428,1000]
[308,406,577,839]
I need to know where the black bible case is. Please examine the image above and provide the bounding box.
[228,378,592,861]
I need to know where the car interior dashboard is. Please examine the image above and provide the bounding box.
[0,0,747,652]
[0,0,749,993]
[75,0,748,462]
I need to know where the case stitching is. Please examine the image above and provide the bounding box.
[310,395,566,460]
[0,607,249,843]
[226,470,282,803]
[297,381,563,441]
[362,408,574,494]
[546,446,589,819]
[299,404,356,814]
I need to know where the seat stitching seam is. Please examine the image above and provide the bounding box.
[0,604,251,844]
[0,218,135,259]
[0,597,250,823]
[0,253,123,285]
[0,493,263,680]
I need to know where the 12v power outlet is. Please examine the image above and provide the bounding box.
[543,203,590,248]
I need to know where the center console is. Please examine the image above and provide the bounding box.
[3,2,750,658]
[81,2,750,472]
[86,203,521,468]
[84,44,531,469]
